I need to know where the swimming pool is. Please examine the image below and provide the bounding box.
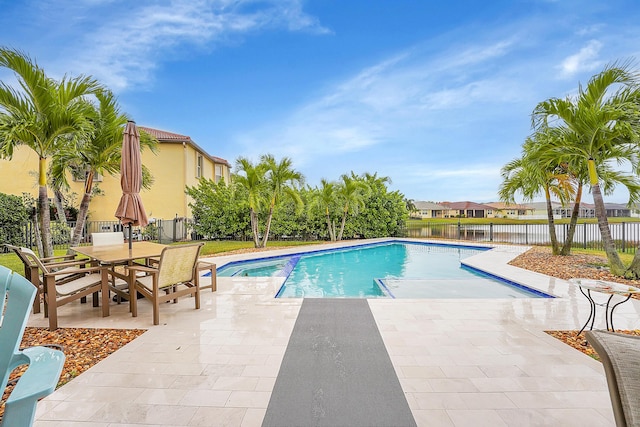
[217,241,552,299]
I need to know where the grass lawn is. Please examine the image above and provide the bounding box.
[0,240,323,275]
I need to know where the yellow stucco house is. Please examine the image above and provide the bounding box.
[0,126,231,223]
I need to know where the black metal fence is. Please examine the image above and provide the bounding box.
[404,222,640,253]
[9,219,640,254]
[19,218,193,250]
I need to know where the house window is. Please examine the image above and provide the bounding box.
[215,164,222,182]
[196,154,203,178]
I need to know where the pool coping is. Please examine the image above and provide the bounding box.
[212,238,557,299]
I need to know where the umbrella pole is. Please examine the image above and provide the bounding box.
[129,223,133,250]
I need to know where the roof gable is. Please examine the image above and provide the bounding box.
[441,201,494,210]
[139,126,230,167]
[139,126,190,142]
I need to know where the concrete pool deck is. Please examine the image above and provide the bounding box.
[27,238,640,426]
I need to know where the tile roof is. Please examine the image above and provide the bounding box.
[414,201,446,210]
[440,201,494,210]
[139,126,230,167]
[139,126,191,141]
[485,202,531,210]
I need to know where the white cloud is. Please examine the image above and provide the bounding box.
[417,166,499,179]
[62,0,329,90]
[234,35,526,166]
[559,40,603,77]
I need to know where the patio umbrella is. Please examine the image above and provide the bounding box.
[115,120,148,250]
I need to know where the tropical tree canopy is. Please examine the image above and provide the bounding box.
[0,47,103,256]
[187,159,408,243]
[506,61,640,276]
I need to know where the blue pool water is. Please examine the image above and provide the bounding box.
[217,241,551,299]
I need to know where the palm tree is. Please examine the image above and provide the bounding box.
[50,90,158,248]
[499,134,574,255]
[361,172,390,192]
[311,179,339,241]
[532,62,640,276]
[405,198,418,218]
[259,154,304,247]
[234,157,267,248]
[524,129,583,256]
[336,173,368,241]
[0,47,102,257]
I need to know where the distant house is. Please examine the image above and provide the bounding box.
[413,201,446,219]
[440,201,494,218]
[522,202,631,219]
[484,202,534,219]
[523,202,565,219]
[604,203,631,217]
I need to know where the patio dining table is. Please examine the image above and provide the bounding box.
[71,241,168,310]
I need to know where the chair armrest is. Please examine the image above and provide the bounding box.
[127,265,158,274]
[197,261,216,269]
[43,258,94,270]
[44,265,104,278]
[40,254,77,264]
[3,346,65,426]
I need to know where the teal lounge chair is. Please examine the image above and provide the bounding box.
[0,266,65,426]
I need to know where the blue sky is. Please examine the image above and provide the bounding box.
[2,0,640,204]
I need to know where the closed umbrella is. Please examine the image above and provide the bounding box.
[115,120,148,250]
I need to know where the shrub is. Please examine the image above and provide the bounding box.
[0,192,28,246]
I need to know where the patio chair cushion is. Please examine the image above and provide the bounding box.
[54,273,104,296]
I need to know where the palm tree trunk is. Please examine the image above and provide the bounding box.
[544,186,560,255]
[325,208,335,241]
[38,157,54,257]
[261,201,275,248]
[69,173,94,249]
[53,189,67,226]
[625,250,640,278]
[560,182,582,255]
[338,205,348,241]
[589,160,625,275]
[70,192,91,247]
[250,208,260,248]
[33,212,44,256]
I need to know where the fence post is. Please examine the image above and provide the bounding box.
[622,222,626,253]
[158,220,163,244]
[457,219,461,240]
[489,223,493,242]
[583,223,587,249]
[173,215,178,242]
[525,223,528,245]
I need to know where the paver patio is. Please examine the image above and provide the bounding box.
[27,239,640,426]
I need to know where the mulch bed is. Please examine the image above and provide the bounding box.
[509,245,640,359]
[1,328,146,420]
[545,329,640,360]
